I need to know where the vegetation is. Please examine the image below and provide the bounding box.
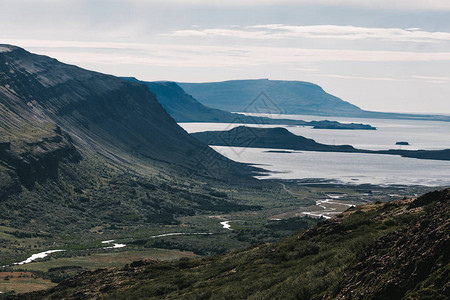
[12,189,449,299]
[0,45,446,298]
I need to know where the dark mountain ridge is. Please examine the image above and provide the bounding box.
[0,45,255,180]
[179,79,362,116]
[122,78,375,130]
[179,79,450,121]
[0,45,260,235]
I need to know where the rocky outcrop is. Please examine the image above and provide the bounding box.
[0,129,81,190]
[334,189,450,299]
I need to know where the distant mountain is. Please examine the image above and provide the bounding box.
[122,78,240,123]
[179,79,450,121]
[22,189,450,299]
[123,78,375,130]
[192,126,450,161]
[0,45,259,232]
[179,79,362,116]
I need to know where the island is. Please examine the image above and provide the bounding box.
[192,126,450,162]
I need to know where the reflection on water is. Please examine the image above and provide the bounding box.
[212,146,450,186]
[180,115,450,186]
[180,115,450,150]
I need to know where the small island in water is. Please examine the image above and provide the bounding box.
[396,141,410,146]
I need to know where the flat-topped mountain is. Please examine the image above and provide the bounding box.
[123,78,375,130]
[179,79,450,121]
[179,79,362,116]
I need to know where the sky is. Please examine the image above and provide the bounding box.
[1,0,449,113]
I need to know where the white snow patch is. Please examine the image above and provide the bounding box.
[9,250,65,266]
[101,240,126,249]
[104,243,126,249]
[220,221,232,230]
[101,240,115,244]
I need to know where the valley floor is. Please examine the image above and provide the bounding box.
[0,180,435,296]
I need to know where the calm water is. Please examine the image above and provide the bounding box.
[179,115,450,186]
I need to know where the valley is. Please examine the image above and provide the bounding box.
[12,188,449,299]
[0,45,448,298]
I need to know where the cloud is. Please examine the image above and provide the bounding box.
[411,75,450,84]
[121,0,450,11]
[166,24,450,43]
[3,39,450,69]
[312,74,400,81]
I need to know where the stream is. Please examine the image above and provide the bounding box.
[1,250,65,267]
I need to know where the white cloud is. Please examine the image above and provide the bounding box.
[411,75,450,84]
[167,24,450,43]
[3,39,450,69]
[312,74,400,81]
[119,0,450,11]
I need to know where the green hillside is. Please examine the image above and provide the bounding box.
[17,189,449,299]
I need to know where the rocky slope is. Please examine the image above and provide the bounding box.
[15,189,450,299]
[0,45,248,174]
[0,45,260,234]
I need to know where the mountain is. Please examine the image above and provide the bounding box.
[0,45,259,233]
[18,188,450,299]
[179,79,363,116]
[0,45,244,173]
[122,78,238,123]
[179,79,450,121]
[192,126,450,161]
[122,78,375,130]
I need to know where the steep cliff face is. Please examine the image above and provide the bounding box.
[0,45,258,232]
[0,126,81,190]
[0,45,254,186]
[0,46,204,167]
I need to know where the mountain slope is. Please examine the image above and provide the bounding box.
[179,79,450,121]
[18,189,450,299]
[0,45,260,235]
[0,45,248,173]
[123,78,375,130]
[179,79,362,116]
[122,78,238,123]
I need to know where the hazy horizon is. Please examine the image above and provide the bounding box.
[1,0,449,114]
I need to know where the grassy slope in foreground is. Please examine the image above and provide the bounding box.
[17,189,450,300]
